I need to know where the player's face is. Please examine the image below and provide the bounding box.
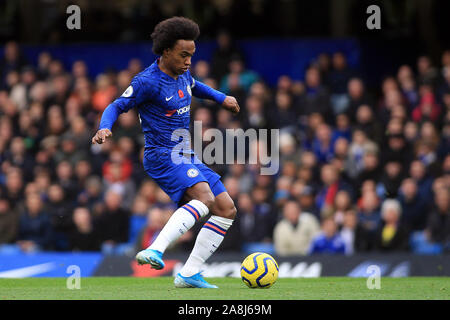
[166,40,196,75]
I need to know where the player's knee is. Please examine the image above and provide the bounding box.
[197,192,215,210]
[218,200,237,220]
[227,204,237,220]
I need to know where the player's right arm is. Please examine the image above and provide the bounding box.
[92,77,152,145]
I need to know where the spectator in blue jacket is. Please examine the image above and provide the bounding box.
[308,217,346,254]
[310,123,335,164]
[409,160,434,204]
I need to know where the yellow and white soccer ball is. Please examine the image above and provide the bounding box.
[240,252,279,289]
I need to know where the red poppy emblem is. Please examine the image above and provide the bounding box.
[178,89,184,98]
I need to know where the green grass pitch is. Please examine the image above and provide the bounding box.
[0,277,449,300]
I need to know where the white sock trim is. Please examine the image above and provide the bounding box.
[209,215,234,229]
[186,199,209,218]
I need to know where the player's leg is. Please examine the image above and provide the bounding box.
[178,189,236,278]
[136,181,214,269]
[180,159,237,276]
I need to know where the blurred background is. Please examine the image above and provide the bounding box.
[0,0,449,278]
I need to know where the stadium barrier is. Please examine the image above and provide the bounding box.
[0,252,449,278]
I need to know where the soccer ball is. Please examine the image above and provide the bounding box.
[240,252,279,288]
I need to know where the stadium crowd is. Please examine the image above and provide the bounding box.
[0,35,449,256]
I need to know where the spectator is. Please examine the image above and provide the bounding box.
[332,113,352,143]
[316,164,353,213]
[54,160,79,201]
[296,66,331,121]
[416,55,439,87]
[192,60,210,82]
[45,105,66,137]
[296,184,319,218]
[409,160,434,204]
[381,133,413,166]
[0,197,18,246]
[277,75,293,94]
[1,167,24,211]
[46,184,72,250]
[345,77,372,118]
[220,57,259,94]
[437,66,450,105]
[357,190,381,251]
[74,159,93,191]
[77,175,104,213]
[426,188,450,250]
[4,137,35,182]
[236,192,270,244]
[222,73,247,111]
[355,104,383,145]
[397,178,428,231]
[0,41,28,89]
[397,65,419,108]
[225,164,253,194]
[36,51,51,80]
[375,199,409,252]
[309,123,335,164]
[273,176,292,209]
[270,91,297,132]
[316,52,331,83]
[424,187,450,249]
[279,132,301,165]
[48,74,70,107]
[71,60,89,81]
[127,196,150,246]
[210,30,244,83]
[135,206,167,251]
[273,199,320,256]
[355,150,382,191]
[17,193,53,252]
[68,207,101,251]
[412,87,441,123]
[102,160,136,210]
[339,208,365,255]
[327,52,356,114]
[95,188,130,254]
[92,73,117,112]
[242,94,269,130]
[113,109,142,144]
[308,217,346,255]
[377,161,405,198]
[404,121,419,144]
[333,190,352,224]
[347,128,378,179]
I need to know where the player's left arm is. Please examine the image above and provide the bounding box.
[191,79,240,114]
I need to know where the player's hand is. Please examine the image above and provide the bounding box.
[222,96,240,114]
[92,128,112,144]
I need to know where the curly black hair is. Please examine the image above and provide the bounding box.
[151,17,200,55]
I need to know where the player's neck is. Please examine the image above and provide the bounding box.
[158,57,178,80]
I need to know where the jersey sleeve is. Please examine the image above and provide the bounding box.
[189,71,226,105]
[99,77,153,130]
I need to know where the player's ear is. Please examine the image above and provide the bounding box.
[162,47,172,57]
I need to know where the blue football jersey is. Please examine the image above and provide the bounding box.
[114,59,194,151]
[98,59,228,205]
[99,58,226,154]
